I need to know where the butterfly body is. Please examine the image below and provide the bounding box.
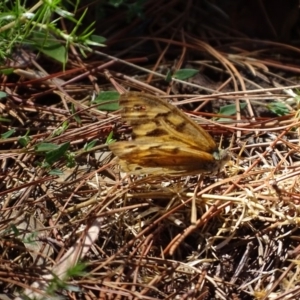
[109,92,229,175]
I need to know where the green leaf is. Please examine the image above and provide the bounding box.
[94,91,120,111]
[54,7,74,19]
[219,103,247,116]
[51,121,69,137]
[88,34,106,46]
[23,231,38,244]
[10,224,20,236]
[84,140,97,151]
[32,32,67,64]
[65,151,76,168]
[66,261,87,277]
[267,102,289,116]
[0,69,14,75]
[0,117,11,122]
[1,129,15,139]
[18,137,29,147]
[71,104,82,124]
[0,12,16,21]
[0,91,7,99]
[165,70,172,83]
[35,142,60,153]
[38,42,67,64]
[49,169,64,176]
[45,142,70,165]
[71,104,81,124]
[18,130,31,147]
[106,131,115,144]
[173,69,198,80]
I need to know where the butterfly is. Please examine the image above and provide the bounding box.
[109,92,229,175]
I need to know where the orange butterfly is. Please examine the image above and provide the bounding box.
[109,92,229,175]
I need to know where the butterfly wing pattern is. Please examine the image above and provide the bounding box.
[109,92,229,175]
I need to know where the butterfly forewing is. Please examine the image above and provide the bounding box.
[120,92,217,153]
